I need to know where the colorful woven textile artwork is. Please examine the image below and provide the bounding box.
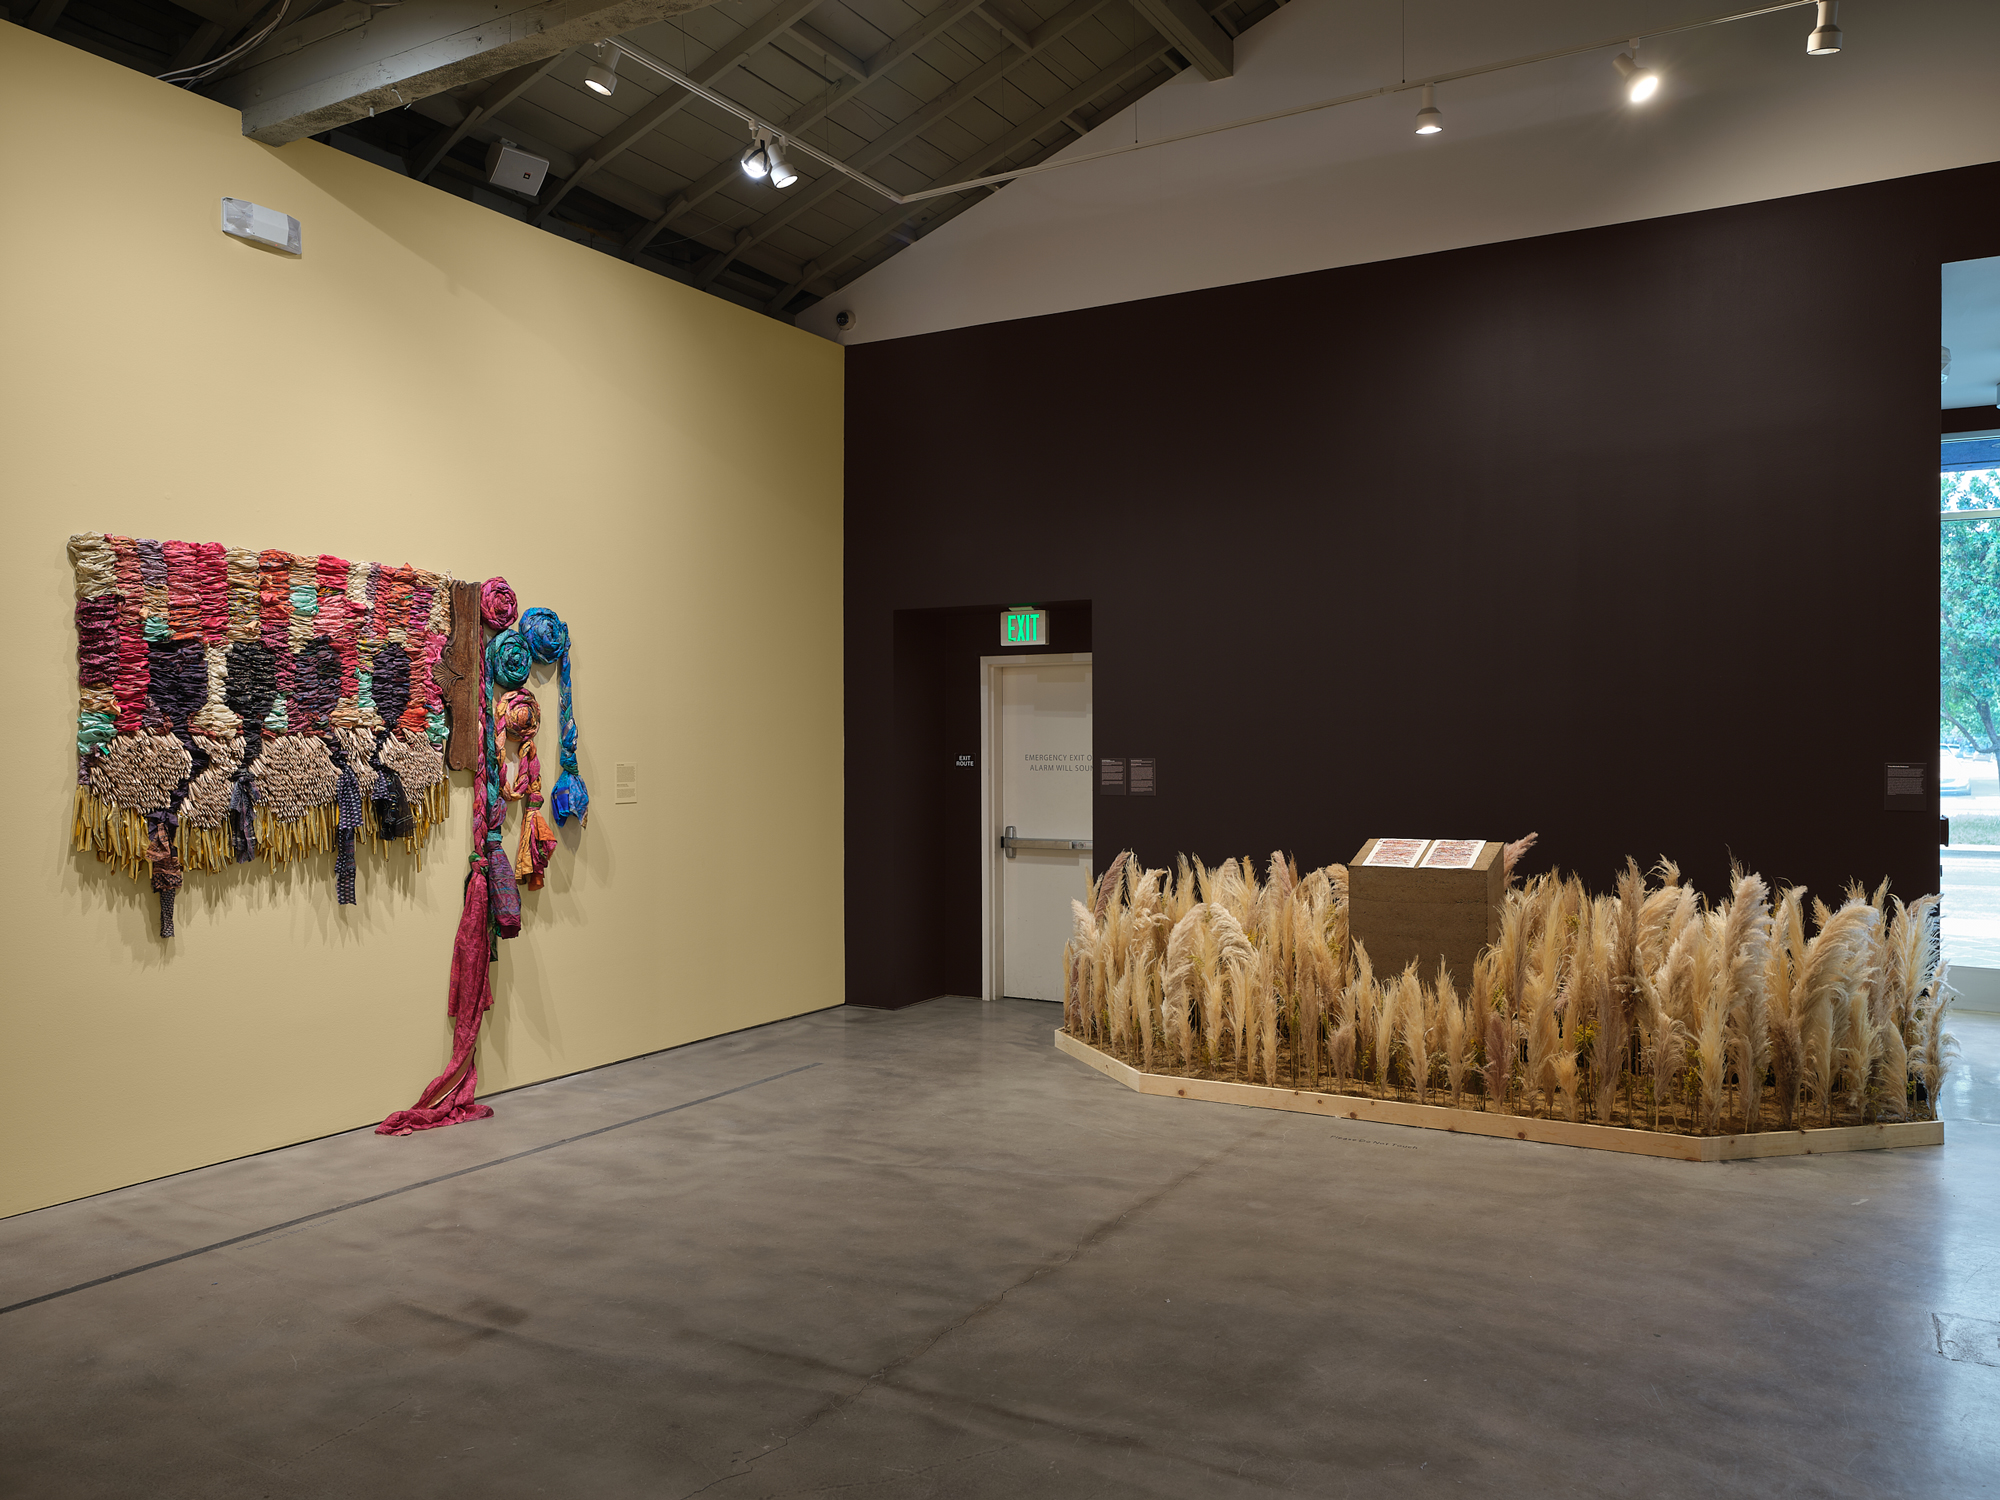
[67,532,455,937]
[65,536,594,1136]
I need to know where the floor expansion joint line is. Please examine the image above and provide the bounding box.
[0,1061,822,1318]
[679,1125,1271,1497]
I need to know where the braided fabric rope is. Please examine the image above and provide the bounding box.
[377,580,598,1137]
[517,607,589,826]
[68,532,455,936]
[476,586,522,939]
[497,688,558,889]
[378,574,524,1135]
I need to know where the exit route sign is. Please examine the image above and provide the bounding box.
[1000,607,1048,646]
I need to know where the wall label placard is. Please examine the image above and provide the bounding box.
[1884,761,1927,810]
[1000,606,1048,647]
[615,762,640,804]
[1100,756,1126,794]
[1129,757,1156,796]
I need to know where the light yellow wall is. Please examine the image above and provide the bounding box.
[0,24,844,1218]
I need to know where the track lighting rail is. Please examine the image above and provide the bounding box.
[608,39,906,205]
[892,0,1825,204]
[612,0,1826,214]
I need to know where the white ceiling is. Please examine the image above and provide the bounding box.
[1944,256,2000,412]
[803,0,2000,344]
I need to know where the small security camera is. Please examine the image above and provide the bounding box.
[833,309,858,332]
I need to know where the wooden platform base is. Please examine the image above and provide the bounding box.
[1054,1030,1944,1161]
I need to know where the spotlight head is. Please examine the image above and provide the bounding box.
[1612,50,1659,103]
[1414,82,1442,135]
[740,133,771,180]
[583,41,619,96]
[767,138,799,188]
[1807,1,1842,54]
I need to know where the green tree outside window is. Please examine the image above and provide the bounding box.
[1942,468,2000,785]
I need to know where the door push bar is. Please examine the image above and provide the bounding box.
[1002,825,1093,859]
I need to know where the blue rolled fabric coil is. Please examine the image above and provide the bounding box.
[485,628,531,690]
[517,607,589,826]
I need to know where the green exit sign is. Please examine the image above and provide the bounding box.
[1000,607,1048,646]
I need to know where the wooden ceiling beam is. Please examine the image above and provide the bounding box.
[1127,0,1231,78]
[204,0,730,145]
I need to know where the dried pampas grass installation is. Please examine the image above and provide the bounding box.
[1058,848,1958,1136]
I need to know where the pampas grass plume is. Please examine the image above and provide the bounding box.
[1399,966,1430,1106]
[1440,962,1468,1109]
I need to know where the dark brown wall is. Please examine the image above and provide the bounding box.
[846,161,2000,1009]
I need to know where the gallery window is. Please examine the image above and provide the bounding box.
[1939,439,2000,967]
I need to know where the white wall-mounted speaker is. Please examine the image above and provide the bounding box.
[485,141,549,197]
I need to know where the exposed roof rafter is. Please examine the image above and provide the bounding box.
[531,0,822,226]
[1127,0,1231,79]
[205,0,731,145]
[689,0,1115,287]
[766,34,1177,309]
[415,50,574,181]
[619,0,990,259]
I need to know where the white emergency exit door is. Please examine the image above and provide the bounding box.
[982,654,1092,1001]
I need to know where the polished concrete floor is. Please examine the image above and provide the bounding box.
[4,999,1998,1499]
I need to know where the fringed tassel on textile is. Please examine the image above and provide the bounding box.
[371,766,415,842]
[256,802,339,866]
[73,785,151,879]
[146,816,181,938]
[334,765,362,905]
[228,771,257,863]
[73,781,449,886]
[175,824,238,873]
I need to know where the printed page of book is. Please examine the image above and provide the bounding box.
[1421,839,1485,870]
[1363,838,1432,868]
